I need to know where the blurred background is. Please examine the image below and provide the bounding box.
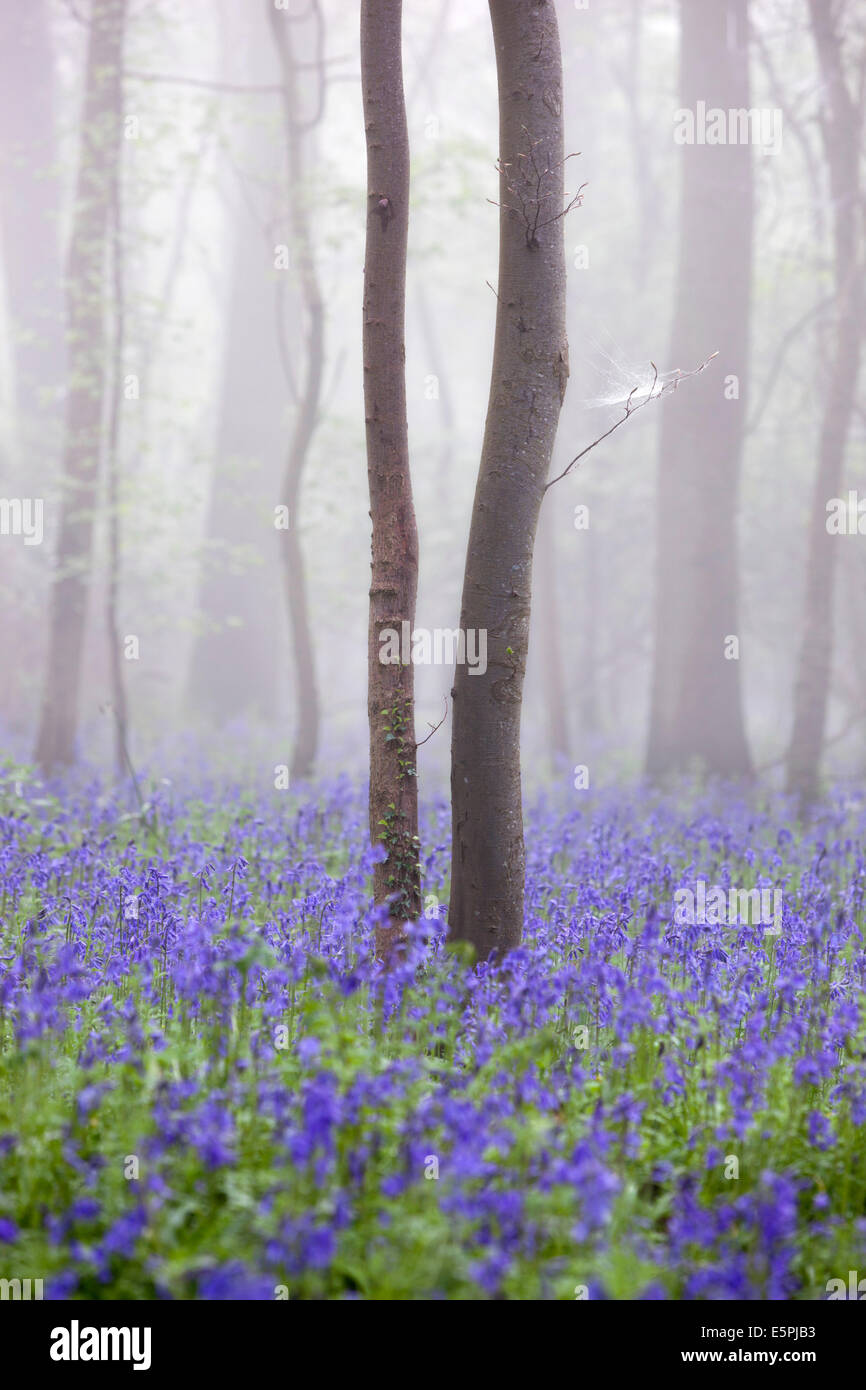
[0,0,863,802]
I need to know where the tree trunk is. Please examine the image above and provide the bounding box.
[187,7,283,727]
[0,0,64,461]
[269,0,325,784]
[34,0,126,773]
[785,0,863,805]
[578,517,601,736]
[448,0,568,960]
[361,0,421,957]
[645,0,753,780]
[105,144,129,778]
[535,500,568,764]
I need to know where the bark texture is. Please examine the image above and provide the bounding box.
[35,0,126,772]
[785,0,864,805]
[448,0,568,960]
[645,0,753,780]
[361,0,421,957]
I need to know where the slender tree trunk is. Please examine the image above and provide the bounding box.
[0,0,64,460]
[786,1,863,805]
[416,279,456,513]
[645,0,753,780]
[361,0,421,957]
[578,518,601,735]
[448,0,568,960]
[34,0,126,773]
[106,142,129,777]
[187,10,283,727]
[270,0,325,783]
[0,0,63,729]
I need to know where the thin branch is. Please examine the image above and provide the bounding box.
[544,352,718,492]
[745,293,834,435]
[415,697,449,750]
[125,70,283,94]
[124,49,348,97]
[489,133,584,248]
[757,703,866,773]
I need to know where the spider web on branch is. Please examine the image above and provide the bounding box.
[544,324,717,492]
[579,328,689,411]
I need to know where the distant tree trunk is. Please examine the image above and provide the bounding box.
[786,0,864,805]
[578,518,601,735]
[269,0,325,783]
[645,0,753,780]
[361,0,421,957]
[416,278,456,512]
[0,0,64,461]
[34,0,126,773]
[408,0,456,516]
[449,0,568,960]
[106,136,129,777]
[535,500,568,763]
[187,8,283,727]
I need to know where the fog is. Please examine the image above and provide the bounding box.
[1,0,863,802]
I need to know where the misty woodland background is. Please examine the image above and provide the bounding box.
[3,0,866,1308]
[2,0,863,797]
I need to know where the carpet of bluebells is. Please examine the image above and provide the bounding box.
[1,764,866,1301]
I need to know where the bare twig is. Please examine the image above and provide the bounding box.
[415,697,449,750]
[489,129,584,248]
[745,294,833,435]
[544,352,719,492]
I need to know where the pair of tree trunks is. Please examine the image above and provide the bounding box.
[361,0,568,961]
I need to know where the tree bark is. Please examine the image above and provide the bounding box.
[34,0,126,772]
[361,0,421,957]
[785,0,863,805]
[645,0,753,780]
[448,0,568,960]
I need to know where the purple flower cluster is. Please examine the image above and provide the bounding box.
[0,773,865,1299]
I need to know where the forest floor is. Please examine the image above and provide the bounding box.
[0,768,864,1299]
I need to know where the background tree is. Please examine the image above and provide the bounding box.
[269,0,326,783]
[0,0,64,465]
[645,0,753,780]
[186,8,284,729]
[35,0,127,772]
[786,0,865,806]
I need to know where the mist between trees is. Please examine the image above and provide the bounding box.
[0,0,864,937]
